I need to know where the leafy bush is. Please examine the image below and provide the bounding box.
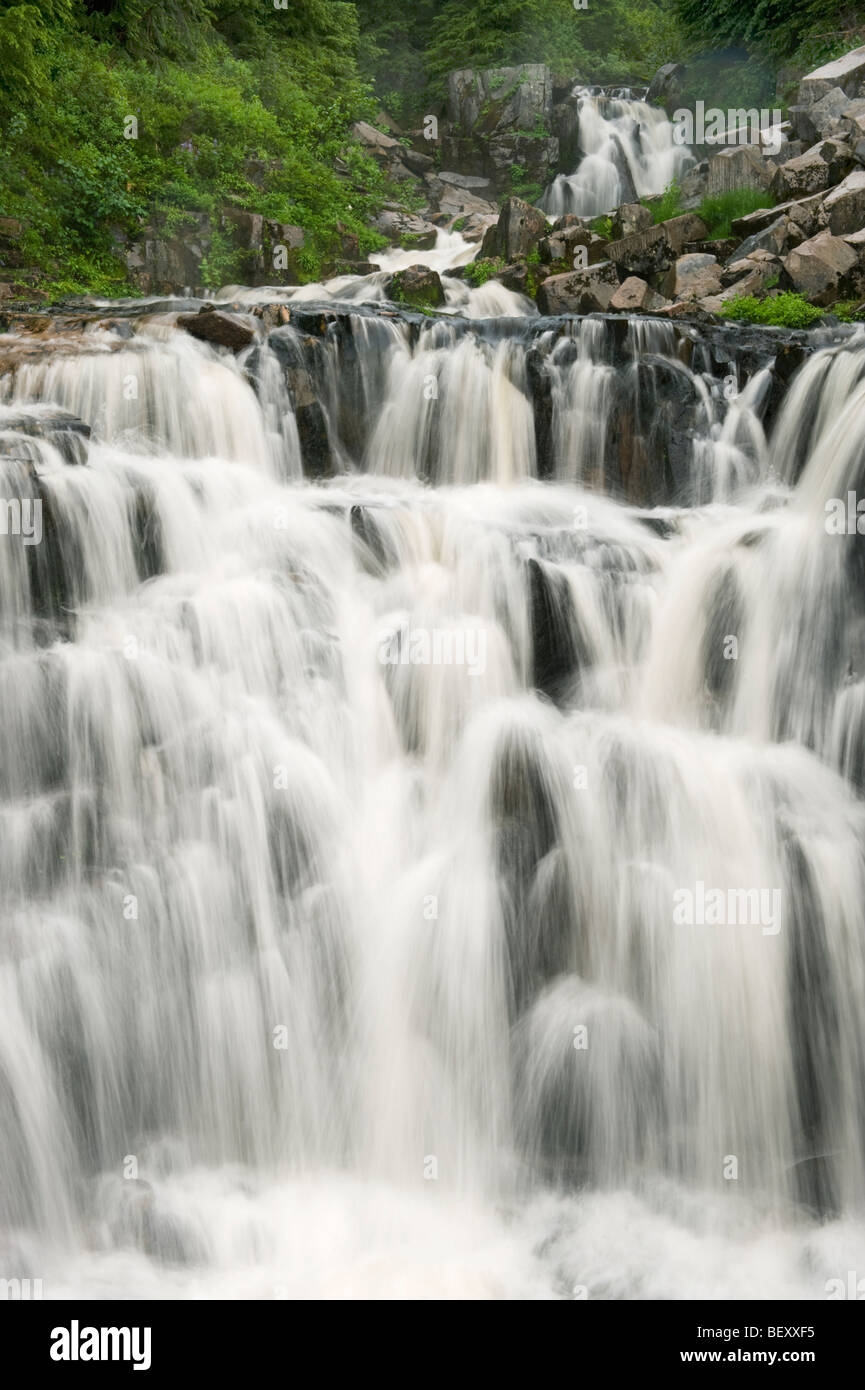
[720,292,825,328]
[463,257,505,287]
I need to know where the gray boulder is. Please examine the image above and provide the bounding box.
[536,262,617,315]
[481,196,548,261]
[781,228,859,304]
[823,169,865,234]
[609,276,669,312]
[770,139,855,200]
[798,46,865,105]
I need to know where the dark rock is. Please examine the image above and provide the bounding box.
[176,309,255,352]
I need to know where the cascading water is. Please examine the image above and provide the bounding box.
[2,290,865,1300]
[542,87,695,218]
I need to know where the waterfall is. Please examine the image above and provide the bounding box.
[542,87,695,218]
[2,293,865,1301]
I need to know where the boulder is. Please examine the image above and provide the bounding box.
[781,228,859,304]
[730,215,803,262]
[374,210,439,247]
[610,204,654,239]
[176,308,256,352]
[350,120,402,153]
[672,253,723,299]
[481,196,548,260]
[798,46,865,105]
[609,276,669,312]
[707,146,773,196]
[770,139,855,200]
[646,62,685,110]
[720,250,782,296]
[679,161,710,209]
[798,87,854,142]
[536,263,617,315]
[823,169,865,235]
[387,265,445,308]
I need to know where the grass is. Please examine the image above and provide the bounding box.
[643,181,685,224]
[590,215,613,240]
[720,292,825,329]
[697,189,776,239]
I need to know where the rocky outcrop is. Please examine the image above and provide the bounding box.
[823,170,865,235]
[443,65,559,197]
[481,197,549,261]
[707,146,773,196]
[798,46,865,104]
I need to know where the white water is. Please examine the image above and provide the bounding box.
[543,88,695,218]
[2,306,865,1300]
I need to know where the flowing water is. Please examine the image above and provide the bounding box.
[542,87,695,219]
[3,265,865,1299]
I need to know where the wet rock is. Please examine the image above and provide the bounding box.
[646,61,685,110]
[730,215,804,262]
[176,308,256,352]
[386,265,445,308]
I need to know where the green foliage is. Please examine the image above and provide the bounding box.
[720,292,825,328]
[0,1,389,293]
[590,214,614,239]
[508,163,543,207]
[644,180,685,224]
[829,299,865,322]
[697,188,775,238]
[675,0,862,65]
[463,256,505,287]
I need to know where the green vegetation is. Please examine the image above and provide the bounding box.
[697,188,775,239]
[0,0,392,293]
[829,299,865,322]
[590,215,614,240]
[357,0,688,124]
[720,292,826,328]
[644,181,686,224]
[463,257,505,288]
[508,163,544,207]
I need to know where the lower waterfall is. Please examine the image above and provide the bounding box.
[1,293,865,1299]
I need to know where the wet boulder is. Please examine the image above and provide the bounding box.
[386,265,445,308]
[176,307,256,352]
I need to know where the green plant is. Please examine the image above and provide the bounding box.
[644,180,684,225]
[720,292,825,329]
[590,214,613,239]
[463,257,505,288]
[697,189,775,240]
[830,300,865,323]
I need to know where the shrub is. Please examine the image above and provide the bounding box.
[720,292,825,329]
